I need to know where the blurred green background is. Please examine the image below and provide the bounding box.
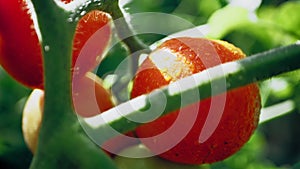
[1,0,300,168]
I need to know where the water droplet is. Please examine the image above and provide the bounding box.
[67,18,73,22]
[44,45,50,51]
[80,11,86,16]
[84,1,91,6]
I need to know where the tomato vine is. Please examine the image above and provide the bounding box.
[10,0,300,168]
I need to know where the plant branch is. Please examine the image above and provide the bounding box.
[28,0,117,168]
[80,43,300,144]
[106,1,150,73]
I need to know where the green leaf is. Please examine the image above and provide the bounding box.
[207,6,251,39]
[292,161,300,169]
[210,132,282,169]
[258,1,300,38]
[97,40,130,78]
[198,0,222,17]
[223,23,274,55]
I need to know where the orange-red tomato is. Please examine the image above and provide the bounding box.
[0,0,111,89]
[131,37,261,164]
[72,72,115,117]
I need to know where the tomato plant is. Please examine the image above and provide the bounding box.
[0,0,111,89]
[0,0,300,169]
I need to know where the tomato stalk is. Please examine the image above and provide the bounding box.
[28,0,117,168]
[80,43,300,143]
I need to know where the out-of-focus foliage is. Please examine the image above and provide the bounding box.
[0,67,32,169]
[209,132,285,169]
[0,0,300,168]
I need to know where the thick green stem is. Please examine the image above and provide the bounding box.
[80,43,300,143]
[28,0,117,169]
[32,0,75,129]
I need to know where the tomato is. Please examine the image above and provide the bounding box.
[22,89,44,154]
[0,0,43,88]
[114,144,202,169]
[72,72,115,117]
[22,73,114,153]
[0,0,111,89]
[131,37,261,164]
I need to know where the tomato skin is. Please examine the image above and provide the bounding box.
[72,72,115,117]
[72,10,112,78]
[0,0,43,89]
[0,0,111,89]
[131,37,261,164]
[22,89,44,154]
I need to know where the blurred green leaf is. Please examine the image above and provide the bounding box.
[261,0,290,6]
[258,1,300,38]
[97,40,130,78]
[223,23,274,55]
[198,0,222,17]
[171,0,222,25]
[123,0,181,13]
[210,132,283,169]
[292,161,300,169]
[207,6,251,39]
[0,67,32,169]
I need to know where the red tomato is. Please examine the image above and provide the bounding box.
[72,72,115,117]
[0,0,43,88]
[0,0,111,89]
[131,37,261,164]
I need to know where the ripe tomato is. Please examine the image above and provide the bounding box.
[72,72,115,117]
[22,73,114,153]
[131,37,261,164]
[0,0,111,89]
[0,0,43,88]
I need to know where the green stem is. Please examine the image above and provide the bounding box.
[80,43,300,143]
[28,0,117,168]
[105,1,150,73]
